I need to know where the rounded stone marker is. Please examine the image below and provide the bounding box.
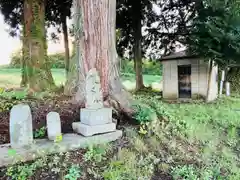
[47,112,62,141]
[10,104,33,148]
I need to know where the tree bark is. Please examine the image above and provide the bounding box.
[73,0,133,113]
[133,0,144,91]
[61,14,70,77]
[20,34,28,87]
[64,9,79,96]
[23,0,55,92]
[64,45,78,96]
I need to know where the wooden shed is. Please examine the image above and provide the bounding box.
[161,51,218,101]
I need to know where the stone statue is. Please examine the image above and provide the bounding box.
[85,68,103,109]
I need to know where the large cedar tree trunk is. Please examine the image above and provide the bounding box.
[61,14,70,77]
[73,0,133,113]
[23,0,55,92]
[133,1,144,90]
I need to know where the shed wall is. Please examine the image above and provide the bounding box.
[162,58,210,99]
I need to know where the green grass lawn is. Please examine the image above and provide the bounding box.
[134,93,240,179]
[0,68,162,90]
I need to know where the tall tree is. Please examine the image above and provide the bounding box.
[116,0,158,90]
[73,0,133,113]
[23,0,55,91]
[187,0,240,91]
[46,0,72,77]
[116,0,192,89]
[0,0,56,91]
[145,0,196,57]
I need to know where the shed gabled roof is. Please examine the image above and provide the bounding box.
[160,50,198,61]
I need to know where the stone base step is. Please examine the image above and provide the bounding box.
[0,131,122,167]
[72,122,116,137]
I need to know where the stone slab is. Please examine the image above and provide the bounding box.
[47,112,62,141]
[0,131,122,168]
[10,104,33,148]
[72,122,116,137]
[80,108,112,126]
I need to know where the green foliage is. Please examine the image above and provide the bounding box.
[9,50,22,68]
[33,127,47,138]
[103,149,157,180]
[6,157,47,180]
[0,90,27,100]
[132,103,155,124]
[121,59,162,75]
[5,150,74,180]
[171,165,199,180]
[10,52,66,69]
[49,53,66,68]
[188,0,240,67]
[7,149,17,157]
[171,164,225,180]
[83,144,107,163]
[6,164,35,180]
[0,101,14,112]
[64,165,81,180]
[10,51,162,76]
[0,99,20,112]
[133,92,240,178]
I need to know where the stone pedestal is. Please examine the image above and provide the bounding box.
[73,107,116,137]
[80,108,112,126]
[72,68,116,137]
[72,122,116,137]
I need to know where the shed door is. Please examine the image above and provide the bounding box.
[178,65,191,98]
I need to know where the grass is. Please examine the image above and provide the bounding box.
[0,68,162,90]
[2,92,240,179]
[134,93,240,179]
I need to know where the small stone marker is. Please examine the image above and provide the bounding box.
[226,82,230,96]
[10,104,33,148]
[72,68,116,136]
[47,112,62,141]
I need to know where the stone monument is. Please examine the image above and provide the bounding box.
[72,68,116,136]
[10,104,33,148]
[46,112,62,141]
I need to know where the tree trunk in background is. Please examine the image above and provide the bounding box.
[133,0,144,91]
[73,0,133,113]
[23,0,55,92]
[61,14,70,77]
[20,34,28,87]
[64,40,78,96]
[226,67,240,92]
[206,60,213,102]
